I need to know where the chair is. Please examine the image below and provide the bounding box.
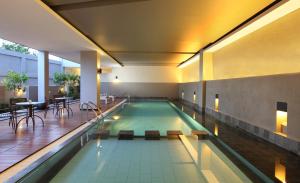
[0,108,14,128]
[100,94,108,104]
[9,98,28,127]
[36,99,56,118]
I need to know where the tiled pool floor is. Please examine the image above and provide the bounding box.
[51,139,207,183]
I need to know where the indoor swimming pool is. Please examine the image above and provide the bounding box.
[103,101,206,136]
[13,101,272,183]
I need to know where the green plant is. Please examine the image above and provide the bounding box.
[1,71,28,96]
[2,42,30,55]
[53,72,80,97]
[53,72,67,86]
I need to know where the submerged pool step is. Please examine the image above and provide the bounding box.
[118,130,134,140]
[92,130,186,140]
[167,130,183,139]
[145,130,160,140]
[92,130,110,139]
[191,130,209,140]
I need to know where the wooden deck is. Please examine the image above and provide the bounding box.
[0,99,123,173]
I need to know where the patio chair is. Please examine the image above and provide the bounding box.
[0,108,15,128]
[36,99,56,118]
[108,95,115,102]
[100,94,108,104]
[9,98,28,126]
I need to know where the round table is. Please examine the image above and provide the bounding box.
[54,97,73,117]
[15,102,45,132]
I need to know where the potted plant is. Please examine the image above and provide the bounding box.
[1,71,28,97]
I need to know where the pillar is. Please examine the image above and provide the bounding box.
[37,51,49,102]
[80,51,101,108]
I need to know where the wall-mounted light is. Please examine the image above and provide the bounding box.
[276,102,287,136]
[97,68,102,74]
[193,91,196,103]
[215,94,219,112]
[182,90,184,99]
[275,158,286,183]
[113,75,120,83]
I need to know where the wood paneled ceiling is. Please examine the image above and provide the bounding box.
[43,0,275,66]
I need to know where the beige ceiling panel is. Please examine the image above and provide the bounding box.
[44,0,274,65]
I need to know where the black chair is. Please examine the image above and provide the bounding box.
[0,108,14,128]
[42,99,58,118]
[9,98,28,127]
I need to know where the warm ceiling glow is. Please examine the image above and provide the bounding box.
[205,0,300,52]
[178,54,200,68]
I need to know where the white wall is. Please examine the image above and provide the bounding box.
[101,66,181,83]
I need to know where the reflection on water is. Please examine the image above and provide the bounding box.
[180,135,251,183]
[275,158,286,183]
[214,124,219,136]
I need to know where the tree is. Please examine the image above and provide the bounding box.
[53,72,80,97]
[1,71,29,97]
[1,42,30,55]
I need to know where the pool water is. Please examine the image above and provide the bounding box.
[104,101,205,136]
[35,101,253,183]
[51,137,251,183]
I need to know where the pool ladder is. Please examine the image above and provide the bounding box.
[80,101,104,122]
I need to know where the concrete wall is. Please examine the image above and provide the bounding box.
[101,82,178,99]
[27,86,60,101]
[0,48,63,86]
[178,82,205,108]
[101,66,181,83]
[211,8,300,80]
[100,66,180,98]
[180,58,200,83]
[205,73,300,140]
[0,48,64,103]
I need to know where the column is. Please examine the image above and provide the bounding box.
[37,51,49,102]
[80,51,101,108]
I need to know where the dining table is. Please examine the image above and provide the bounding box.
[15,101,45,133]
[54,97,73,118]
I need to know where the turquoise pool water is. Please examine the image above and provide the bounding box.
[104,101,206,136]
[51,138,251,183]
[30,101,252,183]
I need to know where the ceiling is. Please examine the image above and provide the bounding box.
[43,0,275,66]
[0,0,119,67]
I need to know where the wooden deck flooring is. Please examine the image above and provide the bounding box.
[0,99,123,173]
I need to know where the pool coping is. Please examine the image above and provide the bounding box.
[2,99,126,183]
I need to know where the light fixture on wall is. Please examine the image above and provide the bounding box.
[276,102,287,136]
[193,91,196,103]
[182,90,184,99]
[113,75,120,83]
[215,94,219,112]
[275,158,286,183]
